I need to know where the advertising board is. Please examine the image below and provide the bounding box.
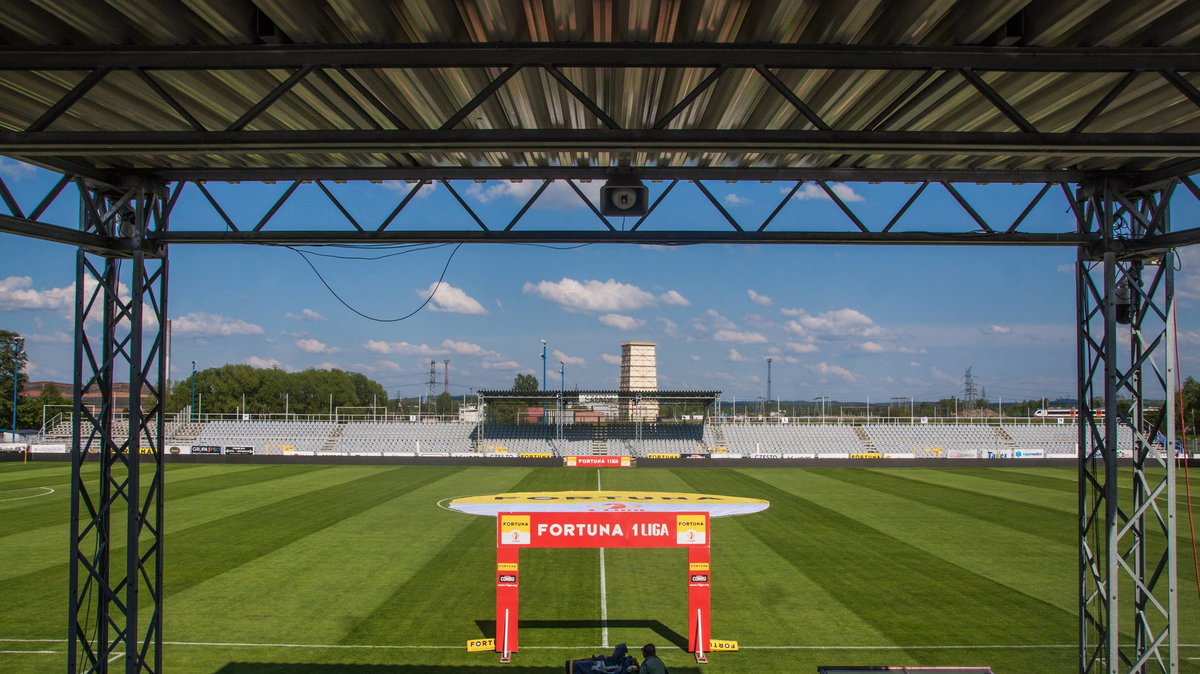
[497,511,709,548]
[564,456,631,467]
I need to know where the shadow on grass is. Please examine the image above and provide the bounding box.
[474,618,688,651]
[214,663,705,673]
[214,665,562,673]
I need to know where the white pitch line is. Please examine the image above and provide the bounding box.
[0,486,55,502]
[597,468,609,649]
[0,650,57,654]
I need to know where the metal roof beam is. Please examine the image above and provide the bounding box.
[0,213,121,254]
[153,229,1093,247]
[2,44,1199,71]
[3,129,1197,157]
[120,166,1092,183]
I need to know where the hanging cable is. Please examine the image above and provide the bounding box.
[1173,299,1200,603]
[286,242,463,323]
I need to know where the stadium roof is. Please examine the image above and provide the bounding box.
[476,390,721,403]
[1,0,1199,187]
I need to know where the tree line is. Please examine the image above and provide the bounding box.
[165,364,388,417]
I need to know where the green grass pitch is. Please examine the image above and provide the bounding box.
[1,461,1198,673]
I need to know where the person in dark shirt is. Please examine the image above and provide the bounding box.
[640,643,667,674]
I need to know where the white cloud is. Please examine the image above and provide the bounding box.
[245,356,282,369]
[860,341,886,353]
[1056,263,1075,274]
[985,324,1011,335]
[382,180,437,198]
[690,355,701,361]
[658,290,690,306]
[553,349,586,366]
[25,331,71,344]
[786,182,865,203]
[369,360,405,372]
[442,339,499,358]
[1177,247,1200,304]
[784,307,886,339]
[724,193,752,205]
[174,312,265,337]
[0,158,35,181]
[809,362,861,382]
[364,339,446,356]
[702,309,737,331]
[931,366,958,383]
[747,290,773,306]
[285,308,327,321]
[524,278,656,312]
[466,179,601,210]
[0,276,74,311]
[420,282,486,315]
[713,329,767,343]
[482,359,521,370]
[785,341,818,353]
[295,338,338,354]
[600,353,621,365]
[656,317,679,337]
[599,313,645,330]
[315,362,338,371]
[727,349,748,362]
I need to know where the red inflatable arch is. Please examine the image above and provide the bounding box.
[494,511,711,663]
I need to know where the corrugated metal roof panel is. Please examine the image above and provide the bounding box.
[0,1,1197,179]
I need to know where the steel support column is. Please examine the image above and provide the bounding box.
[69,182,168,673]
[1076,178,1177,673]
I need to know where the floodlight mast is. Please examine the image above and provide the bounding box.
[540,339,547,425]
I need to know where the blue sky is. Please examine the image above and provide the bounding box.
[2,157,1197,404]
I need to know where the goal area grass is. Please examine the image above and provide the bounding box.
[1,462,1198,673]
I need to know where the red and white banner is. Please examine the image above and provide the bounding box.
[498,511,708,548]
[564,455,631,467]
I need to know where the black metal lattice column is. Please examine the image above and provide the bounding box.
[1076,178,1178,674]
[68,181,169,673]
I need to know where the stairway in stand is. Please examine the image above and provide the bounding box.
[591,423,608,455]
[321,422,347,452]
[852,426,876,453]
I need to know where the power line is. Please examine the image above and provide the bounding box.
[283,242,463,322]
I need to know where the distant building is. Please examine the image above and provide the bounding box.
[619,342,659,421]
[21,380,153,409]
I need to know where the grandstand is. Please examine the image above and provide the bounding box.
[149,418,1150,459]
[192,420,338,454]
[719,422,863,456]
[35,411,1151,460]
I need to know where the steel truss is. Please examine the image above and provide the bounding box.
[69,182,169,673]
[1075,179,1178,673]
[4,170,1199,251]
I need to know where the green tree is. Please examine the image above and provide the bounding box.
[1181,377,1200,436]
[513,373,538,392]
[18,383,70,430]
[0,330,29,430]
[435,391,453,417]
[165,363,390,417]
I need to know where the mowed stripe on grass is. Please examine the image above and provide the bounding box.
[2,463,1197,674]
